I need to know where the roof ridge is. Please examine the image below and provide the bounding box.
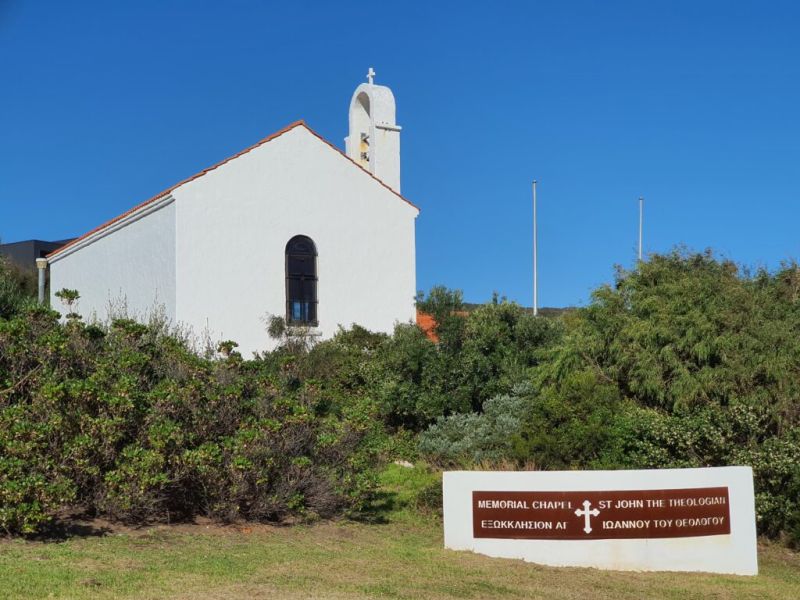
[47,120,304,258]
[48,120,418,259]
[48,119,418,259]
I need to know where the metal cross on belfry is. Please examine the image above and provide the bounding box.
[575,500,600,534]
[367,67,375,84]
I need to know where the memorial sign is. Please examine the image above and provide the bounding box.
[444,467,757,575]
[473,487,730,539]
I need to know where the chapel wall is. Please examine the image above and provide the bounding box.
[173,126,417,355]
[48,201,176,324]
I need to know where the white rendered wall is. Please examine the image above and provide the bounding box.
[48,201,176,323]
[174,126,418,355]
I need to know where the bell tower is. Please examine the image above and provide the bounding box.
[345,68,402,193]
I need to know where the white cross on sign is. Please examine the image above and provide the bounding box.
[575,500,600,534]
[367,67,375,85]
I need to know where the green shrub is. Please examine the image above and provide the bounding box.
[735,430,800,546]
[369,323,443,429]
[0,307,381,534]
[418,385,533,467]
[415,478,443,517]
[2,250,799,545]
[0,405,76,534]
[512,371,621,469]
[599,403,800,546]
[375,462,441,517]
[0,257,35,320]
[373,292,562,430]
[539,250,800,428]
[519,249,800,542]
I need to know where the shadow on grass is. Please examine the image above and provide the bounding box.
[349,465,444,525]
[28,518,112,542]
[350,489,398,524]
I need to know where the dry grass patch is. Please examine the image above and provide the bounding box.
[1,465,798,599]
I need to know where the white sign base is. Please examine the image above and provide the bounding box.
[443,466,757,575]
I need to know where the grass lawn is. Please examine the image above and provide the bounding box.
[1,466,798,599]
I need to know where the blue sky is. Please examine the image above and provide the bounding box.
[2,1,799,308]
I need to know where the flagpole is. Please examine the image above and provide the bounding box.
[638,196,644,261]
[533,180,538,317]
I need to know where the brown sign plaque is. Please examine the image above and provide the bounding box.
[473,487,730,540]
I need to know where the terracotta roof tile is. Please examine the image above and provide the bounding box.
[416,310,439,343]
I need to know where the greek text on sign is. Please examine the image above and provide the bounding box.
[473,487,730,540]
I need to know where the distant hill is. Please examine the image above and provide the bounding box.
[461,303,576,318]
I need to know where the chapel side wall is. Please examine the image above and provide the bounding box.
[48,202,176,323]
[174,126,418,355]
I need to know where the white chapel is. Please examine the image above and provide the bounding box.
[47,71,419,354]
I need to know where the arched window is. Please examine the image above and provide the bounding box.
[285,235,317,325]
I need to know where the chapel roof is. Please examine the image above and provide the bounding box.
[415,310,439,343]
[47,121,418,259]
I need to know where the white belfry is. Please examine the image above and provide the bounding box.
[345,68,402,193]
[575,500,600,534]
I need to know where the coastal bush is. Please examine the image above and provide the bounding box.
[413,251,800,543]
[417,385,533,467]
[373,289,562,430]
[538,250,800,429]
[0,305,381,534]
[2,249,800,544]
[602,403,800,545]
[525,249,800,543]
[0,257,35,320]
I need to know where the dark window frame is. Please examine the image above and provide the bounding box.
[285,235,318,326]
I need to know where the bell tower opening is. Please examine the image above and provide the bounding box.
[344,67,402,193]
[353,92,371,168]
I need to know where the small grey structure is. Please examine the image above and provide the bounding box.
[0,239,74,271]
